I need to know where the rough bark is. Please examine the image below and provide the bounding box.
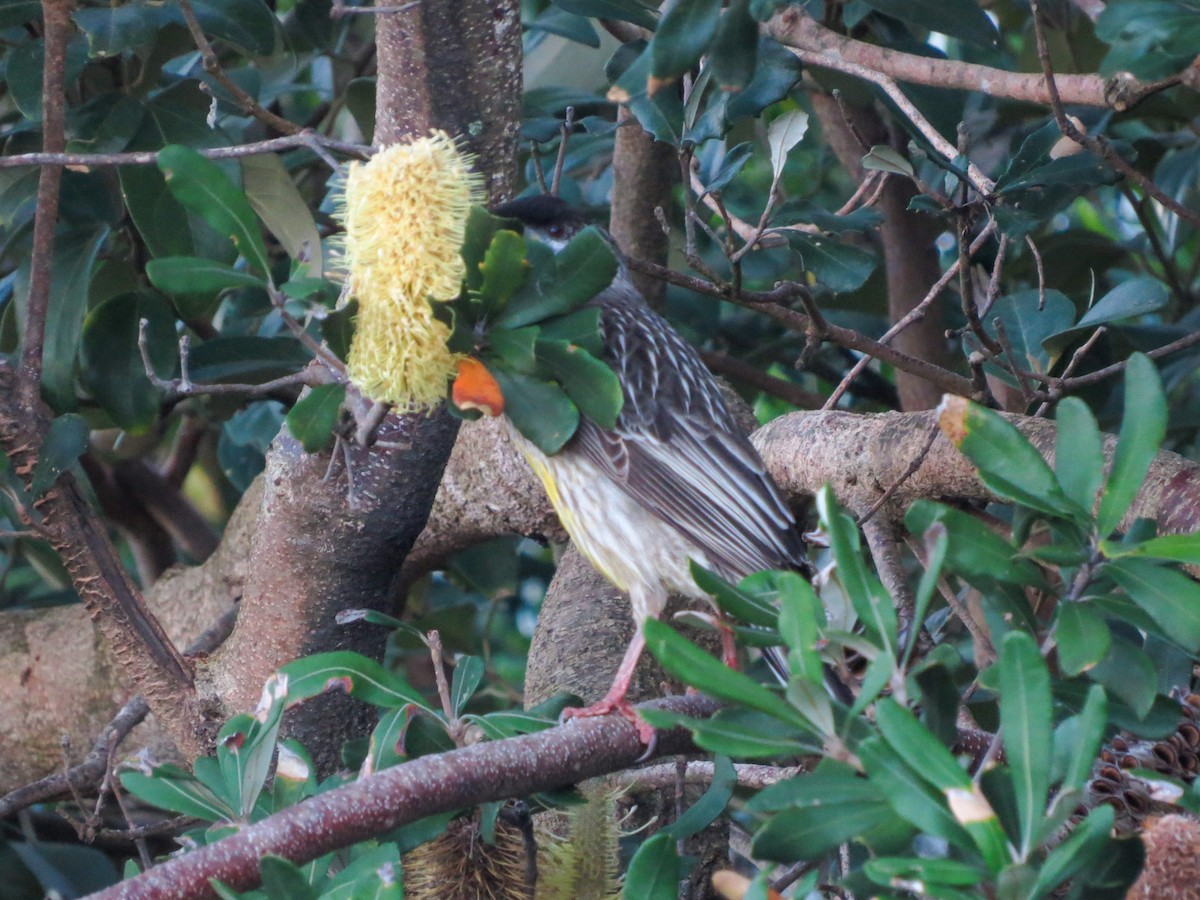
[608,107,677,309]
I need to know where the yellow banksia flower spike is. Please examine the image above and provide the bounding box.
[339,131,483,410]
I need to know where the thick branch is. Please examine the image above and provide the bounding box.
[92,695,719,900]
[767,7,1181,112]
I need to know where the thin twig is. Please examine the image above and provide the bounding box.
[1024,235,1047,311]
[19,0,74,407]
[177,0,300,134]
[137,319,338,399]
[1033,326,1107,416]
[0,132,369,169]
[550,106,575,196]
[824,221,997,409]
[1029,0,1200,228]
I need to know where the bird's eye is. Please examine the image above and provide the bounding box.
[546,223,565,238]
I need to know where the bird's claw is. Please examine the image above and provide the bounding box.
[560,697,657,752]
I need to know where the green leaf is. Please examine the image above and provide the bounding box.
[667,755,735,840]
[699,142,753,196]
[751,769,914,860]
[1054,397,1104,514]
[690,562,779,628]
[553,0,658,31]
[537,308,604,357]
[259,856,318,900]
[787,232,876,293]
[14,226,110,413]
[277,650,433,713]
[642,619,811,731]
[1097,354,1167,535]
[937,397,1086,521]
[707,0,757,90]
[120,766,234,822]
[450,656,484,716]
[1053,684,1107,795]
[462,208,514,291]
[1106,531,1200,565]
[623,833,679,900]
[860,0,998,47]
[322,843,401,899]
[997,632,1051,861]
[651,0,721,83]
[489,326,539,374]
[906,501,1043,588]
[478,230,531,309]
[817,486,897,653]
[639,706,816,757]
[1055,602,1111,675]
[1078,276,1170,329]
[776,572,825,684]
[535,339,623,428]
[491,367,579,454]
[494,228,616,329]
[187,336,312,384]
[1031,805,1115,896]
[286,384,345,454]
[242,154,322,274]
[1105,558,1200,652]
[857,737,973,851]
[981,289,1076,383]
[31,414,89,497]
[80,291,175,432]
[1088,635,1157,718]
[157,145,271,276]
[861,145,915,177]
[367,707,412,771]
[189,0,277,55]
[322,300,358,363]
[864,857,984,889]
[146,256,265,297]
[876,699,971,792]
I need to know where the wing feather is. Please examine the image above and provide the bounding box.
[569,293,805,580]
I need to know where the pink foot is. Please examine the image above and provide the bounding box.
[562,697,656,745]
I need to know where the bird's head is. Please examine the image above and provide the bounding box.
[491,194,592,253]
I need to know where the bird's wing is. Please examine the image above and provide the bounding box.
[570,297,804,580]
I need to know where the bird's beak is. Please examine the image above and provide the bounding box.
[451,357,504,416]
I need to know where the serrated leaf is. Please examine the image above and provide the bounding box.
[700,141,753,196]
[767,109,809,181]
[997,631,1051,861]
[1097,353,1166,536]
[639,706,816,757]
[667,754,735,840]
[120,766,234,822]
[1106,531,1200,565]
[1054,684,1107,795]
[157,145,270,276]
[857,737,973,850]
[494,228,615,329]
[259,856,318,900]
[286,383,345,453]
[489,326,539,374]
[708,0,757,89]
[478,230,531,309]
[1088,635,1157,718]
[690,561,779,628]
[535,338,623,428]
[537,308,604,356]
[1031,805,1115,895]
[786,232,876,292]
[650,0,720,84]
[491,367,579,454]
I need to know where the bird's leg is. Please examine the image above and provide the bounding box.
[561,630,656,745]
[717,613,740,670]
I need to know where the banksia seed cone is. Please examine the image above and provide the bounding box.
[339,132,482,410]
[402,815,531,899]
[1127,815,1200,899]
